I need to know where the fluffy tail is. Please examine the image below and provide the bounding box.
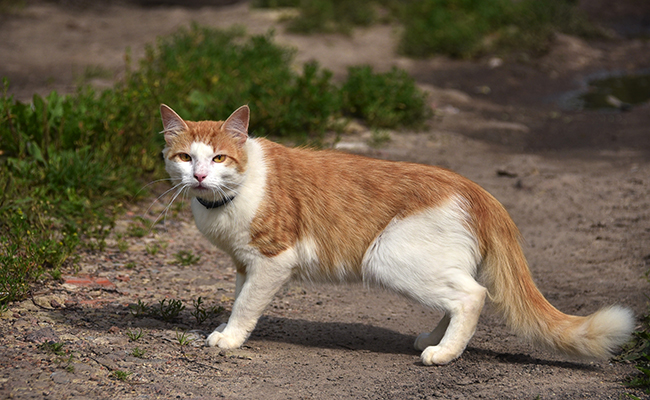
[477,199,634,359]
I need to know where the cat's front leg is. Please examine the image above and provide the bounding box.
[206,258,291,349]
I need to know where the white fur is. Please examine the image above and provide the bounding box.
[192,138,267,263]
[361,197,487,365]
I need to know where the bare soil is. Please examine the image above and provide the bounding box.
[1,1,650,399]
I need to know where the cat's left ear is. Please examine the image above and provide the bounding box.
[160,104,189,143]
[222,105,249,146]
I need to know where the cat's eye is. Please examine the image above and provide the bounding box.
[213,155,227,163]
[177,153,191,162]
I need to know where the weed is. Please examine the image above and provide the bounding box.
[125,328,144,342]
[176,329,195,347]
[110,370,131,381]
[125,262,136,269]
[174,250,201,266]
[129,299,151,317]
[127,217,149,238]
[117,238,129,253]
[341,66,431,129]
[152,298,185,322]
[131,347,147,358]
[368,129,391,148]
[40,341,66,356]
[191,296,224,324]
[618,304,650,395]
[130,298,185,322]
[145,242,161,255]
[398,0,601,59]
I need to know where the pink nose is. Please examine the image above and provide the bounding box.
[194,173,207,182]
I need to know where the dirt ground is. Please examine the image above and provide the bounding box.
[1,1,650,399]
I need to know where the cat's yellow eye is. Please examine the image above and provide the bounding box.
[213,155,227,163]
[177,153,191,162]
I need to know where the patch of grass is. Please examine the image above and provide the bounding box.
[39,341,66,356]
[174,250,201,266]
[341,66,431,129]
[129,299,151,317]
[398,0,602,59]
[618,303,650,395]
[191,296,224,325]
[125,328,144,342]
[126,217,149,238]
[175,329,195,347]
[109,370,131,381]
[151,298,185,322]
[131,347,147,358]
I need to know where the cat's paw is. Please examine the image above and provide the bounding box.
[420,345,458,366]
[205,326,243,349]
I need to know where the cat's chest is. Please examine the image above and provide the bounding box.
[192,201,252,255]
[190,139,268,263]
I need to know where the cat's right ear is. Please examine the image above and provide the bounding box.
[222,105,250,146]
[160,104,189,143]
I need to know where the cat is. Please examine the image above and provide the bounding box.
[160,104,634,365]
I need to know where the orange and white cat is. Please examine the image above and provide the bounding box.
[160,104,634,365]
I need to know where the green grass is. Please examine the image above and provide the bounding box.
[341,66,431,129]
[0,24,430,308]
[255,0,601,59]
[398,0,601,59]
[618,300,650,396]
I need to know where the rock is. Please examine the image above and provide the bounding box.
[32,294,68,310]
[26,327,60,345]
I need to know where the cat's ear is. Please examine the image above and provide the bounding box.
[222,105,249,146]
[160,104,189,143]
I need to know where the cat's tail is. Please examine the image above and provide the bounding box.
[477,199,635,359]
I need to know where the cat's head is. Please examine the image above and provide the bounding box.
[160,104,250,202]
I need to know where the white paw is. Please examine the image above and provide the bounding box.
[420,346,457,366]
[205,325,243,349]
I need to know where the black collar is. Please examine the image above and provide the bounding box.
[196,195,236,209]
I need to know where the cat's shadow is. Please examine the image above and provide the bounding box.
[250,316,602,371]
[250,315,418,355]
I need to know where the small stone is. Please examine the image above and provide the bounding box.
[26,327,60,345]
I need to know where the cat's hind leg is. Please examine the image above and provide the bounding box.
[361,202,485,365]
[417,279,486,365]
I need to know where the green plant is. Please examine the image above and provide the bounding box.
[129,299,151,317]
[127,217,149,238]
[125,328,144,342]
[175,329,195,347]
[110,370,132,381]
[145,241,161,255]
[152,298,185,322]
[39,341,66,356]
[131,347,147,358]
[398,0,601,59]
[341,66,431,129]
[619,303,650,395]
[174,250,201,266]
[191,296,225,324]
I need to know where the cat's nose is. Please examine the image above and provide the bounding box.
[194,173,207,182]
